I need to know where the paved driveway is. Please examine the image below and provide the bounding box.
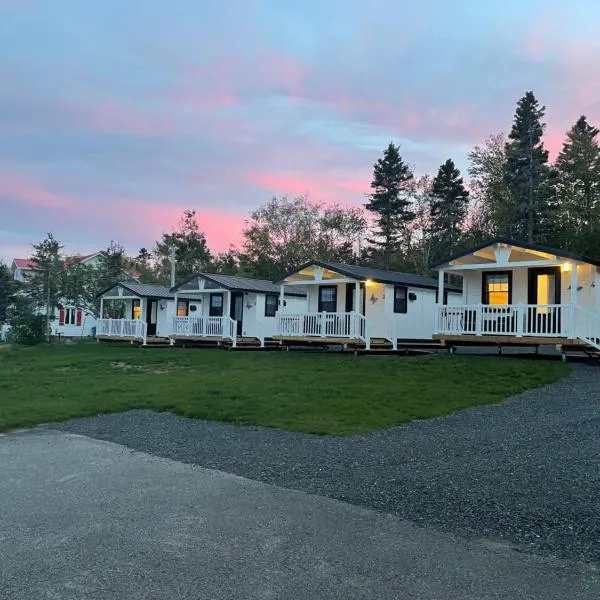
[1,429,598,600]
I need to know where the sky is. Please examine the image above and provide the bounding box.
[2,0,600,263]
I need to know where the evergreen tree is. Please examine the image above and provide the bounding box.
[0,261,18,325]
[365,143,414,269]
[503,91,551,242]
[428,158,469,261]
[26,233,64,339]
[552,115,600,253]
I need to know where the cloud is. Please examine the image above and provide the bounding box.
[0,170,74,208]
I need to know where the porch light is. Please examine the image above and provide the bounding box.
[365,279,374,287]
[562,262,572,272]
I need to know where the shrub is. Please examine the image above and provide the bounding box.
[9,314,47,346]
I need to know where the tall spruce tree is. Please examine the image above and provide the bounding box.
[0,261,18,326]
[503,91,551,242]
[365,143,414,269]
[26,233,64,339]
[552,115,600,253]
[428,158,469,261]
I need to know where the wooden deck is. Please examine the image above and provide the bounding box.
[432,334,586,347]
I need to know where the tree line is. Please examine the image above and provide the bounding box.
[2,89,599,332]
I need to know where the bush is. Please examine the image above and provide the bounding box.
[9,314,47,346]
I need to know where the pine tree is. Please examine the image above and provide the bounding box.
[428,159,469,261]
[503,91,551,242]
[552,115,600,253]
[365,143,414,269]
[0,261,18,325]
[26,233,64,339]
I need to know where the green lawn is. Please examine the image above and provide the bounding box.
[0,343,571,435]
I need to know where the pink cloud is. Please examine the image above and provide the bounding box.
[246,170,370,205]
[97,200,246,253]
[0,170,75,208]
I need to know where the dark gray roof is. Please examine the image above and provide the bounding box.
[98,282,200,300]
[430,237,600,268]
[276,260,462,292]
[172,273,306,297]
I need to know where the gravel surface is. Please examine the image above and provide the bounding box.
[52,362,600,563]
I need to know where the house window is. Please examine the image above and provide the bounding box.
[393,286,408,313]
[318,286,337,312]
[64,307,77,325]
[132,299,141,320]
[265,295,278,317]
[483,272,511,305]
[209,293,224,316]
[176,300,189,317]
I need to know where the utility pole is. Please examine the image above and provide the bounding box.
[169,247,176,288]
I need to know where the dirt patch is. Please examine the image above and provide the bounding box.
[110,361,182,375]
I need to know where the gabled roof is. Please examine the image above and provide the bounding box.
[430,237,600,269]
[276,260,462,292]
[12,258,36,269]
[98,282,198,300]
[172,273,307,297]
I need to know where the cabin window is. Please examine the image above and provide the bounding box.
[265,294,278,317]
[132,299,141,320]
[318,286,337,312]
[176,300,189,317]
[64,307,76,325]
[393,286,408,313]
[209,293,224,316]
[483,272,512,305]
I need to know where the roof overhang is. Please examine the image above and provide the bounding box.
[431,238,600,271]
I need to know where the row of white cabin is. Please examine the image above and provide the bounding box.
[7,238,599,352]
[95,238,600,353]
[96,265,461,349]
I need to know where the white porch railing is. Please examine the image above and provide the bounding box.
[436,304,571,338]
[276,312,369,346]
[171,316,237,346]
[574,306,600,350]
[96,318,147,342]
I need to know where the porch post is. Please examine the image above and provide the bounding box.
[570,263,577,306]
[569,263,577,338]
[279,284,285,312]
[438,270,444,305]
[226,290,232,338]
[355,281,361,313]
[99,297,104,319]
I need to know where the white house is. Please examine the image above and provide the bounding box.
[431,237,600,353]
[10,253,102,339]
[170,273,307,347]
[96,282,193,344]
[273,261,462,350]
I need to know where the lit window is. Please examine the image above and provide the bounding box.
[265,295,278,317]
[132,300,141,319]
[483,273,510,305]
[177,300,188,317]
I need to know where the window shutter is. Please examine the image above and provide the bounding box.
[76,308,82,326]
[59,308,65,325]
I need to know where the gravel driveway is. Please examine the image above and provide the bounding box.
[53,362,600,563]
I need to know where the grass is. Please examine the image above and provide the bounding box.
[0,343,571,436]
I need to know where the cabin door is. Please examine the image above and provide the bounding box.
[528,267,561,335]
[146,299,158,336]
[230,292,244,336]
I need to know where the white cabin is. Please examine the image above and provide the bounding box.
[274,261,461,350]
[96,282,189,344]
[171,273,307,346]
[431,238,600,352]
